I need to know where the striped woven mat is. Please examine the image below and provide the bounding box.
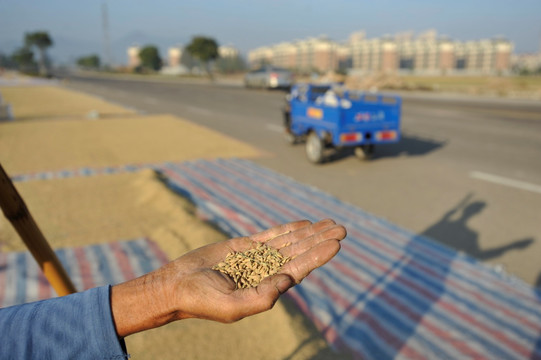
[158,158,541,360]
[7,158,541,359]
[0,238,168,308]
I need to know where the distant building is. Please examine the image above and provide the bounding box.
[161,46,189,75]
[248,36,349,74]
[248,30,514,75]
[350,30,514,75]
[248,46,274,67]
[168,47,183,67]
[218,45,240,58]
[512,52,541,72]
[127,46,140,69]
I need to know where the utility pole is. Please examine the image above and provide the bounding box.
[102,2,112,68]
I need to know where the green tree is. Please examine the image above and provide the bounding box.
[24,31,53,76]
[216,55,246,74]
[10,47,37,73]
[186,36,219,79]
[76,55,101,69]
[138,45,162,72]
[0,52,16,69]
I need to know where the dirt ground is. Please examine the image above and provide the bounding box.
[0,82,339,359]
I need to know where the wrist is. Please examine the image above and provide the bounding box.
[111,270,177,338]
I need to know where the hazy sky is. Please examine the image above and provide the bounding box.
[1,0,540,61]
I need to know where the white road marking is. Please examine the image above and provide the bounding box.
[265,123,283,132]
[470,171,541,195]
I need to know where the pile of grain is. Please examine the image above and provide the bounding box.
[213,243,291,288]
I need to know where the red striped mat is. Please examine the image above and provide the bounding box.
[0,238,168,308]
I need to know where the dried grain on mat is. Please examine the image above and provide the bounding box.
[213,243,291,288]
[0,86,134,119]
[0,114,261,174]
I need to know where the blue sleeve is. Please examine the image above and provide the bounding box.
[0,285,128,360]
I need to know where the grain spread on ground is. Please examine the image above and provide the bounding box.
[0,79,344,360]
[213,243,291,288]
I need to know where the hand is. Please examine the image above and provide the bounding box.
[111,219,346,338]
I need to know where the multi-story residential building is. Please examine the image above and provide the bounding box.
[167,46,182,67]
[248,30,514,75]
[249,36,348,74]
[350,32,398,73]
[248,46,274,66]
[218,45,240,59]
[512,52,541,72]
[127,46,141,69]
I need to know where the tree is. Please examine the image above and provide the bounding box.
[76,55,101,69]
[216,54,247,74]
[186,36,219,79]
[24,31,53,76]
[0,52,16,69]
[10,47,37,74]
[138,45,162,72]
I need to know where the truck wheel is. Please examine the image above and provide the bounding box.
[306,132,324,164]
[354,145,374,160]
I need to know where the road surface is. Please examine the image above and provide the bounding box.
[61,73,541,287]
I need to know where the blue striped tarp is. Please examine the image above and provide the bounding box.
[158,158,541,360]
[0,238,169,308]
[10,162,169,183]
[7,158,541,359]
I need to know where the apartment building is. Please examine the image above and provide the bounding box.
[248,30,514,75]
[249,36,349,74]
[167,46,182,67]
[350,30,513,75]
[127,46,141,69]
[512,52,541,72]
[218,45,240,59]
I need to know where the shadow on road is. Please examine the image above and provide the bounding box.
[421,193,534,261]
[325,131,445,163]
[373,132,446,159]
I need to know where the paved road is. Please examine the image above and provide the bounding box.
[62,73,541,287]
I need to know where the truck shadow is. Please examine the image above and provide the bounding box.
[373,132,446,159]
[326,132,445,163]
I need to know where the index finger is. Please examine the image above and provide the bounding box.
[280,239,341,284]
[221,220,313,254]
[265,219,339,248]
[249,220,312,243]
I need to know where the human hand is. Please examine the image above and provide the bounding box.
[111,219,346,337]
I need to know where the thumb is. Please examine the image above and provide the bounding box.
[230,274,295,319]
[271,273,294,294]
[254,274,294,304]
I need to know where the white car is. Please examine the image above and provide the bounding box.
[244,66,293,89]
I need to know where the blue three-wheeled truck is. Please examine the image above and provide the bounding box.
[283,83,402,163]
